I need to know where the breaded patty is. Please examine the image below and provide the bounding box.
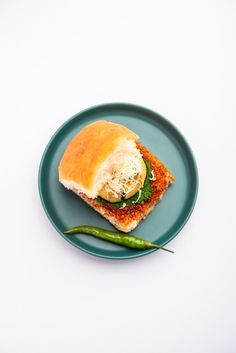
[73,142,175,232]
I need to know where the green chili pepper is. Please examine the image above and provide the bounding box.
[64,225,174,253]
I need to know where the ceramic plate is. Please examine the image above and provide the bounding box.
[38,103,198,259]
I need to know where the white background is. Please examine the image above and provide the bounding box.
[0,1,236,352]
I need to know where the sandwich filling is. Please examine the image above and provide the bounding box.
[96,140,147,203]
[97,158,152,207]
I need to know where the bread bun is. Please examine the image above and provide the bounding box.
[58,120,141,199]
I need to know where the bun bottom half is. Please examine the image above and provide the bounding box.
[68,142,175,233]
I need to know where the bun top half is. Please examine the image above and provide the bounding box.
[58,120,139,198]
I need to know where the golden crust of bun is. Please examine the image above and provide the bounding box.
[58,120,139,194]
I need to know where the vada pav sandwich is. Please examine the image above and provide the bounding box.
[58,120,175,232]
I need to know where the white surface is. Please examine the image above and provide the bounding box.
[0,1,236,352]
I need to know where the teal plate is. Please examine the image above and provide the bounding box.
[38,103,198,260]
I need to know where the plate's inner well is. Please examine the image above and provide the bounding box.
[39,104,198,259]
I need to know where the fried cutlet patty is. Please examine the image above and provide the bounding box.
[76,142,175,232]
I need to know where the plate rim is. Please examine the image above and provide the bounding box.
[38,102,199,260]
